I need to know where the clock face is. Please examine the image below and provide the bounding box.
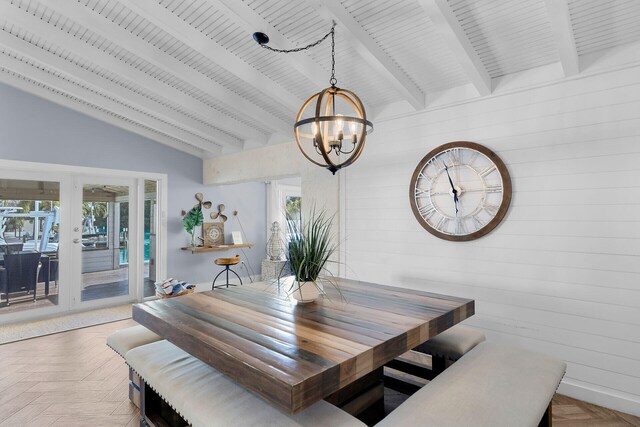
[409,141,512,241]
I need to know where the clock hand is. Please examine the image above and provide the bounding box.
[442,162,459,215]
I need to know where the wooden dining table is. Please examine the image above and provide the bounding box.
[132,277,474,415]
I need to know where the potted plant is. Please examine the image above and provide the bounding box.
[183,206,203,247]
[284,207,337,303]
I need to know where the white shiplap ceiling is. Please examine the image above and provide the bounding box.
[1,0,639,158]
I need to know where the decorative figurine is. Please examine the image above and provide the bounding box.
[266,221,285,261]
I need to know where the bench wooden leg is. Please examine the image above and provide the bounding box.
[538,401,552,427]
[129,368,141,409]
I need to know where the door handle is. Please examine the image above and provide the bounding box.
[73,238,81,244]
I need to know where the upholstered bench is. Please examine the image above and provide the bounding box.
[414,324,486,375]
[106,325,162,408]
[377,341,566,427]
[126,340,366,427]
[107,324,162,357]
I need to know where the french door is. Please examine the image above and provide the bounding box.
[0,159,165,324]
[70,176,138,309]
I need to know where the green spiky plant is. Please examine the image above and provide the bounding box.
[183,206,203,247]
[284,207,340,301]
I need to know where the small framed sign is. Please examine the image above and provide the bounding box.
[231,231,243,245]
[203,222,224,246]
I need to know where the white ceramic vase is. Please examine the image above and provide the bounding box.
[291,281,320,304]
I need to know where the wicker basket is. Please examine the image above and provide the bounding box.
[156,286,196,299]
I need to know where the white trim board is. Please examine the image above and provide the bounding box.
[559,379,640,417]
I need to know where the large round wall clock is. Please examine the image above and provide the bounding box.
[409,141,512,241]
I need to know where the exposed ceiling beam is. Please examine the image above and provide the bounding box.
[0,30,242,152]
[1,2,264,144]
[0,61,207,158]
[121,0,302,113]
[43,0,291,134]
[211,0,329,90]
[314,0,426,110]
[543,0,580,76]
[0,50,222,157]
[419,0,492,97]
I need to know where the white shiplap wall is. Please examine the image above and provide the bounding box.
[343,66,640,415]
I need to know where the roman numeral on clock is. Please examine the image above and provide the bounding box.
[483,204,499,215]
[448,148,462,165]
[480,165,496,177]
[472,214,484,230]
[418,202,436,218]
[435,216,449,231]
[415,187,430,197]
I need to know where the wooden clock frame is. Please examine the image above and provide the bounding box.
[409,141,512,241]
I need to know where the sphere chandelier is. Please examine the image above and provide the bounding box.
[253,22,373,174]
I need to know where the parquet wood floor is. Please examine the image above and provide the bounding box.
[0,319,139,426]
[0,319,637,426]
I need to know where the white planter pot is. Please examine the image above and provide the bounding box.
[291,281,320,304]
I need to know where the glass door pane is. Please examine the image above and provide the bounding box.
[144,180,158,298]
[79,182,133,302]
[0,178,61,315]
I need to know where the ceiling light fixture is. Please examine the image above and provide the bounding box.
[253,22,373,174]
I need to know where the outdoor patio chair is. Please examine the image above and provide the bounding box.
[0,251,41,305]
[1,243,24,254]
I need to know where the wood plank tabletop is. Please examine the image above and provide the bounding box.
[132,277,474,414]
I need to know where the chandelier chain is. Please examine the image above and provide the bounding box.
[330,25,337,87]
[259,22,337,87]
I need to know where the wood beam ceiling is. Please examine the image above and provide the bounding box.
[0,31,236,155]
[0,1,263,149]
[211,0,328,91]
[544,0,580,77]
[121,0,302,113]
[43,0,291,134]
[419,0,492,97]
[0,50,223,152]
[0,67,207,158]
[314,0,426,111]
[1,0,638,161]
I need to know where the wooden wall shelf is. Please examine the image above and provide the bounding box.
[181,244,254,254]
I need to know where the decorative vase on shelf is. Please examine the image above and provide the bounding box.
[183,207,203,247]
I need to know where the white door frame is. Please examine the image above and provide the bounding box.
[0,168,71,322]
[0,159,167,324]
[71,175,137,309]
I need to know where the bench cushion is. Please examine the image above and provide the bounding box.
[126,340,365,427]
[414,324,485,360]
[106,325,162,357]
[377,342,566,427]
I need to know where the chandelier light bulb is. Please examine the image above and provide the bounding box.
[334,114,344,140]
[350,122,358,144]
[350,122,357,134]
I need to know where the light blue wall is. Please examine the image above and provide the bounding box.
[0,82,267,285]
